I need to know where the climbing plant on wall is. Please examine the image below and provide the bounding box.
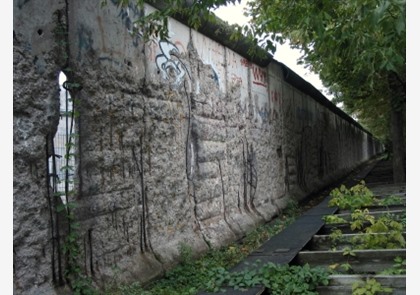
[48,9,97,293]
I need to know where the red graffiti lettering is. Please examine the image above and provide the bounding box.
[270,90,281,105]
[231,74,243,85]
[252,66,267,87]
[240,58,252,68]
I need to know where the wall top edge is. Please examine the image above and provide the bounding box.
[146,1,374,138]
[146,0,272,66]
[276,61,373,137]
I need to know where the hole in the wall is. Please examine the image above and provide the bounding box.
[48,71,75,205]
[124,58,132,67]
[277,146,283,158]
[37,29,43,36]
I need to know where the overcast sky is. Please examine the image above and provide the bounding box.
[213,1,333,100]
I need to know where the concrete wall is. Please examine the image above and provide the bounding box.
[14,0,66,293]
[13,1,381,293]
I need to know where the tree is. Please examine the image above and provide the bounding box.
[111,0,406,182]
[243,0,406,183]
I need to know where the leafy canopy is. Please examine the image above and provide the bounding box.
[241,0,405,140]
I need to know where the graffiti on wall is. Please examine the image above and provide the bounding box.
[240,58,252,68]
[270,89,281,119]
[155,40,191,86]
[111,0,143,47]
[254,94,269,123]
[239,57,272,121]
[110,2,190,87]
[270,90,281,106]
[231,74,243,85]
[240,58,267,88]
[210,67,220,87]
[252,66,268,88]
[77,24,94,60]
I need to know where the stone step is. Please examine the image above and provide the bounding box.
[294,249,406,274]
[337,204,405,214]
[317,274,406,295]
[320,216,405,235]
[332,209,405,222]
[308,232,406,251]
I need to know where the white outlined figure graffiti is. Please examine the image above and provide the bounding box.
[155,40,190,86]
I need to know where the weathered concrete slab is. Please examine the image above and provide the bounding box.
[317,274,406,295]
[309,232,407,251]
[317,285,405,295]
[369,184,406,196]
[230,197,337,272]
[332,209,406,222]
[295,249,406,274]
[338,204,406,214]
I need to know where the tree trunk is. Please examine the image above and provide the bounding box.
[390,106,406,183]
[388,72,406,183]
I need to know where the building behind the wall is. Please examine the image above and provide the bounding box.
[13,1,382,294]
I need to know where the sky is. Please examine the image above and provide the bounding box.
[213,1,333,100]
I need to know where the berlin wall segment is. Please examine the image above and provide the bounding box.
[13,0,382,293]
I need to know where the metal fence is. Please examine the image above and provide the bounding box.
[48,73,75,202]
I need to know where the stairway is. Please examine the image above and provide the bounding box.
[199,158,406,294]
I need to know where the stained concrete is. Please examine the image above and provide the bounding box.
[13,1,382,293]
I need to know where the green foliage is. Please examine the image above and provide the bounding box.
[342,247,357,258]
[327,248,356,274]
[349,211,406,250]
[324,181,406,252]
[378,195,405,206]
[352,278,393,295]
[381,256,406,275]
[329,228,343,250]
[323,215,347,224]
[245,0,405,142]
[329,261,354,274]
[350,209,375,231]
[205,262,329,295]
[326,208,406,250]
[51,67,95,293]
[60,154,98,294]
[339,262,353,273]
[105,199,308,294]
[284,199,301,217]
[108,0,241,41]
[178,243,194,265]
[114,282,146,295]
[328,181,376,210]
[360,216,406,249]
